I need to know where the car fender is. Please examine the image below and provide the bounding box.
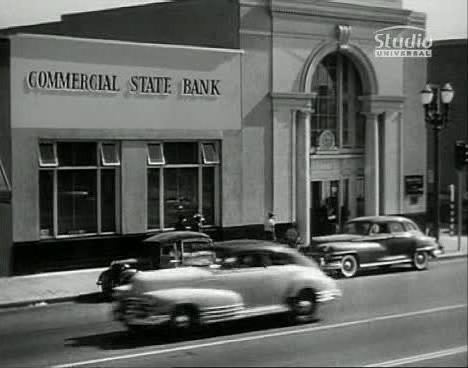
[284,269,339,301]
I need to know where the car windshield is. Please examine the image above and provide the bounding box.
[344,221,371,235]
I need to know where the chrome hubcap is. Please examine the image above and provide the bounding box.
[416,253,426,265]
[295,300,312,314]
[344,260,354,271]
[174,314,190,328]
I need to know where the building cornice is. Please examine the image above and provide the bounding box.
[271,92,317,112]
[359,95,406,113]
[270,0,425,26]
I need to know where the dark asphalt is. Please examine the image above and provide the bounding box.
[0,259,466,367]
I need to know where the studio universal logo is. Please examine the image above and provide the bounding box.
[374,25,432,58]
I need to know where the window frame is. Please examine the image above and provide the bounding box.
[100,142,121,167]
[38,141,120,239]
[147,143,165,166]
[201,142,220,164]
[146,140,221,231]
[311,52,365,151]
[38,142,59,167]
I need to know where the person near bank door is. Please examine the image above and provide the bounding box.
[264,212,277,241]
[284,222,301,249]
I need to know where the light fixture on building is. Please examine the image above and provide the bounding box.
[420,82,455,244]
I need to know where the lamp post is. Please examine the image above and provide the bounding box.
[420,83,455,244]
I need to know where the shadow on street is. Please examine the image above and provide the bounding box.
[64,315,319,350]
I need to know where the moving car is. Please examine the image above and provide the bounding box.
[304,216,439,278]
[97,231,214,297]
[112,240,341,333]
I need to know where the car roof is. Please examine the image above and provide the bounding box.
[143,231,211,243]
[213,239,294,254]
[348,216,414,223]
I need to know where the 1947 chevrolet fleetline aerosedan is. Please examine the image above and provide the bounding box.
[113,240,341,333]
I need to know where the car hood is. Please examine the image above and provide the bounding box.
[311,234,364,244]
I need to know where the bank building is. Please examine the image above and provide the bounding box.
[0,0,428,275]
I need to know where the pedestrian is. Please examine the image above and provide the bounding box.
[191,213,205,232]
[284,222,301,249]
[174,215,187,231]
[264,212,277,241]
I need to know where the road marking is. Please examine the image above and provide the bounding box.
[365,346,468,367]
[51,303,467,368]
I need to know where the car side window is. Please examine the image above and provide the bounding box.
[270,252,292,266]
[389,222,405,234]
[238,253,264,268]
[403,221,418,232]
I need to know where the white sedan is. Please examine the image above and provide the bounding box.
[113,240,341,333]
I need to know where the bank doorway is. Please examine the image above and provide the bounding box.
[310,177,365,236]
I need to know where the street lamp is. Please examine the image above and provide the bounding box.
[420,83,455,244]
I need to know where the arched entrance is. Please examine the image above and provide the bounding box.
[298,44,379,238]
[308,52,366,235]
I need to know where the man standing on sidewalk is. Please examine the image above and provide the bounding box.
[264,212,277,241]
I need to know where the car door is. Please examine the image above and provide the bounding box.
[386,221,414,257]
[265,251,300,305]
[366,222,394,262]
[206,251,275,308]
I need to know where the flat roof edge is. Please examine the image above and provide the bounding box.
[9,33,245,55]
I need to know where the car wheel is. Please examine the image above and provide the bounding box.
[289,289,317,324]
[170,305,200,333]
[340,255,359,278]
[412,251,429,270]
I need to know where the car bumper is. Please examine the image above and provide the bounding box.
[125,314,171,326]
[316,288,342,303]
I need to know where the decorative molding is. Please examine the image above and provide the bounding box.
[270,0,422,26]
[299,41,379,95]
[317,130,338,151]
[359,95,406,114]
[336,25,352,50]
[271,92,317,112]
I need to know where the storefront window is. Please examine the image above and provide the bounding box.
[164,168,198,228]
[147,141,220,230]
[311,52,364,149]
[39,142,120,238]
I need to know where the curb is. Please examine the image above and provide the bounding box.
[432,252,468,261]
[0,293,96,311]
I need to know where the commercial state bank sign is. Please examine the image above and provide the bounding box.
[26,70,221,97]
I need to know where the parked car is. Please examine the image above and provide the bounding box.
[304,216,439,278]
[112,240,341,333]
[97,231,214,297]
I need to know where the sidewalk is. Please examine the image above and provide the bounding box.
[0,235,466,310]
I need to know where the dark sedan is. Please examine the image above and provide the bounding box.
[303,216,440,278]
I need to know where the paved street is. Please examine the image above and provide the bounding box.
[0,259,466,367]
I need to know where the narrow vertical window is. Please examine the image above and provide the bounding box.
[101,170,116,232]
[39,170,54,237]
[147,168,161,229]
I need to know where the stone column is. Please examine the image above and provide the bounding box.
[296,109,311,245]
[364,112,380,216]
